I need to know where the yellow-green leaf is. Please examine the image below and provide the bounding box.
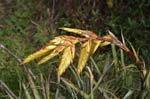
[38,45,65,65]
[59,27,84,35]
[57,46,75,77]
[22,45,56,64]
[59,27,97,38]
[77,40,91,74]
[71,45,75,60]
[90,40,101,55]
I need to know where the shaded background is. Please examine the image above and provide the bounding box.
[0,0,150,98]
[1,0,149,62]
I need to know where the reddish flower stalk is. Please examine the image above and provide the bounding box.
[96,36,144,80]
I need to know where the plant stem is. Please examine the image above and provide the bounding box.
[96,37,144,79]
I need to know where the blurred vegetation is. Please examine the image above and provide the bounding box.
[0,0,150,99]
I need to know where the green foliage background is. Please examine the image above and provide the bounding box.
[0,0,150,98]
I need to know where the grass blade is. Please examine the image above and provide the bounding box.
[22,83,32,99]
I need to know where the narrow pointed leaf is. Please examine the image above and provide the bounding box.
[22,83,32,99]
[61,78,89,98]
[49,35,80,45]
[59,27,97,38]
[90,40,101,55]
[57,46,75,76]
[22,45,56,64]
[38,45,65,64]
[77,40,91,74]
[71,45,75,60]
[59,27,85,36]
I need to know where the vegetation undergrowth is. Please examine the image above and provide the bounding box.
[0,0,150,99]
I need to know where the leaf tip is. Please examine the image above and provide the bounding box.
[77,69,81,75]
[59,27,66,30]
